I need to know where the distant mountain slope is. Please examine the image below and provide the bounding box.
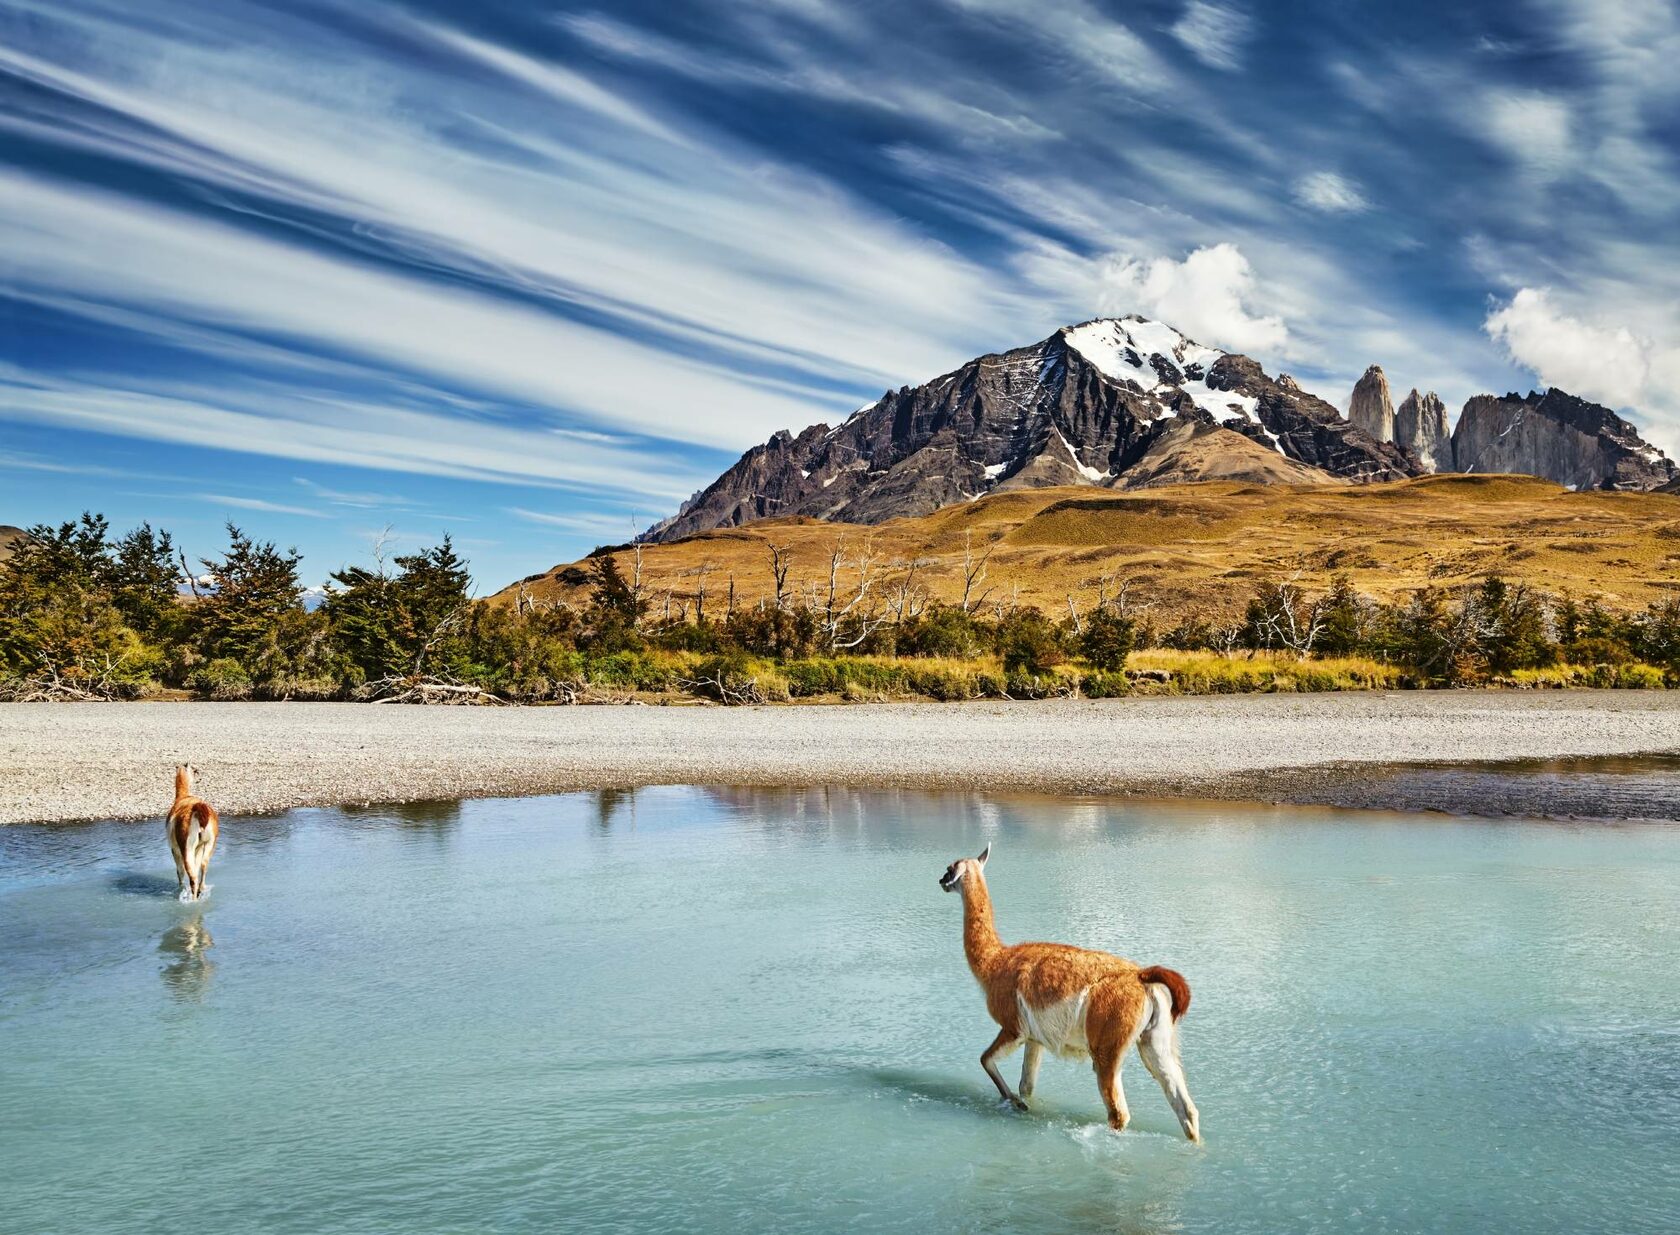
[645,316,1411,542]
[1452,389,1678,491]
[0,526,27,563]
[502,475,1680,623]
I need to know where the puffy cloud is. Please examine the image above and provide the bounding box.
[1170,2,1254,72]
[1485,287,1680,453]
[1097,244,1290,356]
[1293,172,1368,213]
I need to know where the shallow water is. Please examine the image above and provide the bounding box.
[2,789,1677,1235]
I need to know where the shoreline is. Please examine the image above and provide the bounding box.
[3,693,1678,825]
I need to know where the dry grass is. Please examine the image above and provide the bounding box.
[494,474,1680,625]
[1127,649,1402,693]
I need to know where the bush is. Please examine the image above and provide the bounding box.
[687,652,788,704]
[997,610,1065,675]
[1079,609,1136,672]
[1080,670,1131,698]
[190,658,253,701]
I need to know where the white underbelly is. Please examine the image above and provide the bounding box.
[1017,989,1091,1059]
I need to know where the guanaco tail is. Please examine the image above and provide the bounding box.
[939,844,1201,1141]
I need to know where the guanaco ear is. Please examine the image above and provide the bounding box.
[976,843,991,867]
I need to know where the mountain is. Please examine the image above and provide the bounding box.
[1452,389,1678,491]
[645,316,1412,542]
[1347,366,1395,444]
[0,526,27,563]
[500,476,1680,623]
[1394,389,1452,473]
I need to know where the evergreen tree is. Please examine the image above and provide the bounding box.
[110,522,181,641]
[325,536,473,680]
[192,524,304,669]
[1080,607,1136,671]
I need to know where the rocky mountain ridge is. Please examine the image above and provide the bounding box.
[646,317,1409,542]
[644,316,1675,543]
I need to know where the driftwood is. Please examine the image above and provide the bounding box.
[1,654,136,702]
[360,675,506,706]
[679,673,767,706]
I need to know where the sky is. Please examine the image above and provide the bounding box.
[3,0,1679,592]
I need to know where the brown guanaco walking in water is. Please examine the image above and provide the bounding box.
[168,764,219,901]
[940,845,1201,1141]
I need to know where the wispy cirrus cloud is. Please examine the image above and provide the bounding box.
[5,0,1679,588]
[194,494,327,519]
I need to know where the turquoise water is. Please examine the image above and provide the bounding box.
[2,788,1677,1234]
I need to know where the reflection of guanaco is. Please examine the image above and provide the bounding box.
[168,764,219,901]
[939,845,1201,1142]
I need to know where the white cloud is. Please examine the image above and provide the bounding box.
[1485,287,1680,454]
[1169,2,1254,72]
[1,172,842,451]
[1475,90,1573,179]
[1096,244,1290,357]
[504,507,636,533]
[194,494,326,518]
[1293,172,1369,213]
[0,369,709,502]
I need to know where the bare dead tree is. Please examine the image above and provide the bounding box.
[767,543,793,611]
[177,549,202,600]
[989,582,1022,621]
[691,561,714,623]
[1256,569,1328,660]
[960,528,995,615]
[1212,621,1243,658]
[884,557,931,626]
[1066,593,1085,634]
[820,536,888,649]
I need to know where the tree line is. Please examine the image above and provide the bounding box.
[2,512,1676,702]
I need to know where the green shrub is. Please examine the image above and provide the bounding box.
[1079,610,1136,672]
[1080,670,1131,698]
[998,610,1065,675]
[190,658,253,701]
[687,652,787,704]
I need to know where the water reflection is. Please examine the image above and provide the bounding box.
[340,798,463,835]
[594,787,637,831]
[158,912,215,1001]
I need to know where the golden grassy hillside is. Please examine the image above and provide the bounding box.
[493,475,1680,623]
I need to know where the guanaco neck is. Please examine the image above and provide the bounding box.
[960,872,1004,977]
[174,768,193,801]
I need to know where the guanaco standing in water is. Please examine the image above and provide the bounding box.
[168,764,219,901]
[940,845,1201,1142]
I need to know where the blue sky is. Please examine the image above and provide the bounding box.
[4,0,1678,591]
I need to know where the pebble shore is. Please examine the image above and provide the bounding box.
[3,692,1678,824]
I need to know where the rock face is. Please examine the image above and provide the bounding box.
[645,317,1414,541]
[1115,421,1343,490]
[1347,365,1394,444]
[1451,389,1677,491]
[1394,389,1452,473]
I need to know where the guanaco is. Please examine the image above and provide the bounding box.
[939,845,1201,1141]
[168,764,219,901]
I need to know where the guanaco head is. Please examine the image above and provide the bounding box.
[938,843,990,893]
[174,763,198,795]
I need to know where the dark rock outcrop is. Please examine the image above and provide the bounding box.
[1451,389,1677,491]
[645,317,1414,541]
[1394,389,1452,473]
[1348,366,1394,444]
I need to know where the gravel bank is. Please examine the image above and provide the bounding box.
[3,693,1678,825]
